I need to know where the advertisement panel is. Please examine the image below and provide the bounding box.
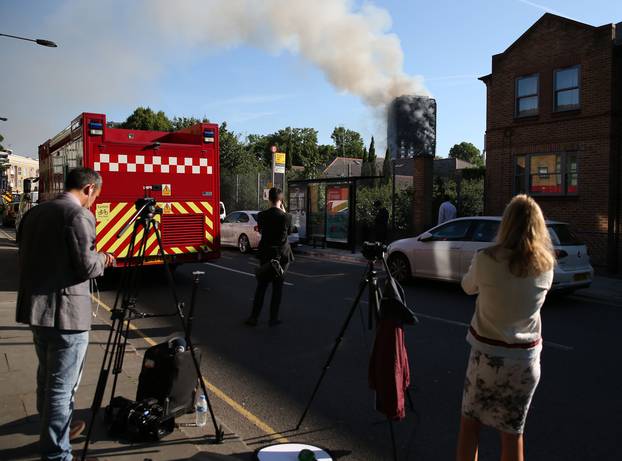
[326,184,349,243]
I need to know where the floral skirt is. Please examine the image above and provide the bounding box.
[461,348,541,434]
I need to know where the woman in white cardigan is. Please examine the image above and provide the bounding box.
[456,195,555,461]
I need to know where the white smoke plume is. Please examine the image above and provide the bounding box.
[148,0,428,108]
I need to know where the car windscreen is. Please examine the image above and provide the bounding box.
[252,213,259,221]
[548,224,583,246]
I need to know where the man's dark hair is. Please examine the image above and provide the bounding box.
[443,194,451,202]
[373,200,382,207]
[268,187,283,203]
[64,167,102,191]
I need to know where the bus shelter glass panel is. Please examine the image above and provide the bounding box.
[308,183,325,240]
[288,184,307,239]
[326,184,349,243]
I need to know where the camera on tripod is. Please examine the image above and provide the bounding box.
[135,196,162,220]
[362,241,387,261]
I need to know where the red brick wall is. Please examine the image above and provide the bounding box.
[482,15,620,268]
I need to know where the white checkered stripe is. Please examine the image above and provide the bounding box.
[93,153,213,175]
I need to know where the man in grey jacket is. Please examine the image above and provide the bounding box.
[17,167,114,461]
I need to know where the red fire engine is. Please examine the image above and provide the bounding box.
[38,112,221,265]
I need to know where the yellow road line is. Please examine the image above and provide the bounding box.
[89,294,289,443]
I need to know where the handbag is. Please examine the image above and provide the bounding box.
[255,258,284,280]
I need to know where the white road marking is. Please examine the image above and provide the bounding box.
[344,297,574,351]
[0,228,16,241]
[204,262,294,286]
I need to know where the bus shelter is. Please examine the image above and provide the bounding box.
[288,176,383,253]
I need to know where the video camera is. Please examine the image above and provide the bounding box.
[362,241,387,262]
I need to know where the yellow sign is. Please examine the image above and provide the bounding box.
[95,203,110,222]
[163,203,173,214]
[274,152,286,165]
[162,184,172,196]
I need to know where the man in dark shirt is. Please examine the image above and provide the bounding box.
[245,188,293,326]
[373,200,389,244]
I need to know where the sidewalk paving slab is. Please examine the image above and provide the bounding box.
[0,292,253,461]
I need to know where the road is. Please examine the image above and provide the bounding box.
[95,248,620,461]
[1,226,620,460]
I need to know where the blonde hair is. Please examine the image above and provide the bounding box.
[486,194,555,277]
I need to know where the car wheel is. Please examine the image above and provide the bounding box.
[238,234,251,253]
[388,253,411,283]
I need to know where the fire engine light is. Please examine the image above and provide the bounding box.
[203,129,215,143]
[89,121,103,136]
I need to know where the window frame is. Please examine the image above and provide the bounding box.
[553,65,581,112]
[429,219,473,241]
[515,73,540,118]
[513,152,579,197]
[470,219,501,243]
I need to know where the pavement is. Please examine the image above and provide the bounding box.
[0,226,253,461]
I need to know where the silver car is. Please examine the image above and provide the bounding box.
[387,217,594,293]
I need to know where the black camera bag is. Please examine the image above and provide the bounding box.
[136,341,199,417]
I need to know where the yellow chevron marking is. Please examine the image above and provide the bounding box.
[200,201,213,214]
[118,229,145,257]
[186,202,202,214]
[170,247,183,254]
[149,246,162,256]
[172,202,188,214]
[96,202,126,233]
[185,246,198,253]
[97,206,139,250]
[205,216,213,230]
[205,232,214,243]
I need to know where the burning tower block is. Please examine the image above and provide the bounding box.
[387,96,437,234]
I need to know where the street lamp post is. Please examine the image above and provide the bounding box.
[0,33,58,47]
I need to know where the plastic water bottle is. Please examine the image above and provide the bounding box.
[195,394,208,427]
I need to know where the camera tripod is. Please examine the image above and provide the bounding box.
[295,248,414,461]
[81,196,224,461]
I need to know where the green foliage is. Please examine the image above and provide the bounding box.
[219,122,260,173]
[432,175,484,217]
[382,154,392,185]
[121,107,173,131]
[449,142,484,167]
[331,126,365,158]
[318,144,336,165]
[460,178,485,216]
[356,184,392,226]
[171,116,209,131]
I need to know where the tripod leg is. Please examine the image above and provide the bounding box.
[296,274,369,430]
[153,224,224,442]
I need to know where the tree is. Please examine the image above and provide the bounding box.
[367,137,377,177]
[382,150,392,185]
[448,142,484,167]
[218,122,259,173]
[318,144,336,166]
[0,133,5,151]
[171,116,209,131]
[121,107,173,131]
[331,126,365,158]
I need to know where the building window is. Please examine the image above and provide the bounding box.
[554,66,580,111]
[515,153,578,195]
[515,74,539,117]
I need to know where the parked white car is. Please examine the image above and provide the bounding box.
[386,217,594,293]
[220,211,261,253]
[220,210,300,253]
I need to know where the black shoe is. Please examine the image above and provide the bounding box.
[244,318,258,327]
[269,319,282,327]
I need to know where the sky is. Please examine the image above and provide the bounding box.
[0,0,620,160]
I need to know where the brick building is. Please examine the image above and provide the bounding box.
[480,14,622,271]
